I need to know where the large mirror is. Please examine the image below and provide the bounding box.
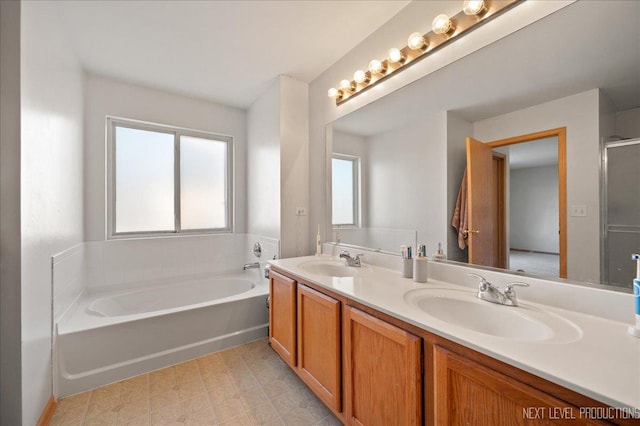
[327,1,640,291]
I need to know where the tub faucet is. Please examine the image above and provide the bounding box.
[243,262,260,270]
[340,251,363,267]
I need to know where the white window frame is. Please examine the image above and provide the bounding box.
[106,116,234,239]
[331,153,361,227]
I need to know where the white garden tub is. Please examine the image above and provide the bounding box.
[55,271,269,397]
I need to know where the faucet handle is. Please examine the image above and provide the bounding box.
[468,273,490,290]
[505,282,530,292]
[504,282,529,306]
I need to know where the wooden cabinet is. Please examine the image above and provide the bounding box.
[432,345,604,426]
[344,306,422,426]
[297,284,342,414]
[269,267,627,426]
[269,270,297,367]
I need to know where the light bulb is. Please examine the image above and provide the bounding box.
[432,14,453,35]
[327,87,340,99]
[387,47,405,64]
[339,79,355,92]
[407,32,427,50]
[353,70,370,84]
[368,59,387,74]
[463,0,485,16]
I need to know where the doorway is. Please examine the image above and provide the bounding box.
[466,128,567,278]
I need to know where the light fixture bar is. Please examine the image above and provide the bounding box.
[330,0,522,105]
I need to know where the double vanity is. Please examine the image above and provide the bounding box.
[267,253,639,425]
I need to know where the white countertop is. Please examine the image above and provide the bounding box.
[269,255,640,414]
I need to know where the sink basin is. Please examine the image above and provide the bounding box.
[404,288,581,343]
[297,260,365,277]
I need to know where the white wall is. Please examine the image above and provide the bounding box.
[20,2,85,423]
[84,74,247,241]
[0,1,22,424]
[247,76,309,258]
[247,79,281,241]
[510,166,559,253]
[473,89,601,283]
[279,76,309,258]
[615,107,640,139]
[446,112,473,262]
[366,112,447,251]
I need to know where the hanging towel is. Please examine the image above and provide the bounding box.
[451,169,468,249]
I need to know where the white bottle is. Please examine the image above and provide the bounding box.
[316,225,322,255]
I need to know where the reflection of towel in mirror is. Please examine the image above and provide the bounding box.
[451,169,468,249]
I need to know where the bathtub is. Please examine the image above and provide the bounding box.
[54,270,269,398]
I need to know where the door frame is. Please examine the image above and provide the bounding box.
[487,127,567,279]
[492,152,507,269]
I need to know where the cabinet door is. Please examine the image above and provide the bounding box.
[269,270,296,367]
[432,345,594,425]
[297,284,342,413]
[344,306,422,426]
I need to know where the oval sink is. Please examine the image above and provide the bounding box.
[404,288,582,343]
[297,260,364,277]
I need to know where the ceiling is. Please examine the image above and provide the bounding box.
[333,0,640,136]
[55,0,410,109]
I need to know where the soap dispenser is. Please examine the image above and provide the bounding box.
[432,243,447,261]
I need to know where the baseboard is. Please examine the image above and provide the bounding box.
[510,248,559,255]
[36,396,56,426]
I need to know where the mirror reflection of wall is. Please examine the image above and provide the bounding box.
[332,112,447,254]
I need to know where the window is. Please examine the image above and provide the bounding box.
[332,154,360,226]
[108,117,233,237]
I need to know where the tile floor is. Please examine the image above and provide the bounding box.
[50,338,342,426]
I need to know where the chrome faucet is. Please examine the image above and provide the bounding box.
[468,273,529,306]
[503,282,530,306]
[243,262,260,270]
[339,251,363,267]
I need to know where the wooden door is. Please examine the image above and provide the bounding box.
[297,284,342,414]
[269,270,296,367]
[432,345,597,425]
[344,306,421,426]
[466,137,499,268]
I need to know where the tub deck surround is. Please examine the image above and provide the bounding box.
[268,255,640,413]
[55,271,269,398]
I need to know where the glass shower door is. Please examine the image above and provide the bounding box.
[601,138,640,288]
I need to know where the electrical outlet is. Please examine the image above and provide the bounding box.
[296,207,307,216]
[570,205,587,217]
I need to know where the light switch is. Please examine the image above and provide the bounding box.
[570,205,587,217]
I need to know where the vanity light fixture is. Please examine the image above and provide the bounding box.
[328,0,522,104]
[368,59,387,75]
[327,87,341,100]
[353,70,370,84]
[463,0,487,16]
[408,32,427,50]
[387,47,405,64]
[432,14,454,35]
[339,79,355,93]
